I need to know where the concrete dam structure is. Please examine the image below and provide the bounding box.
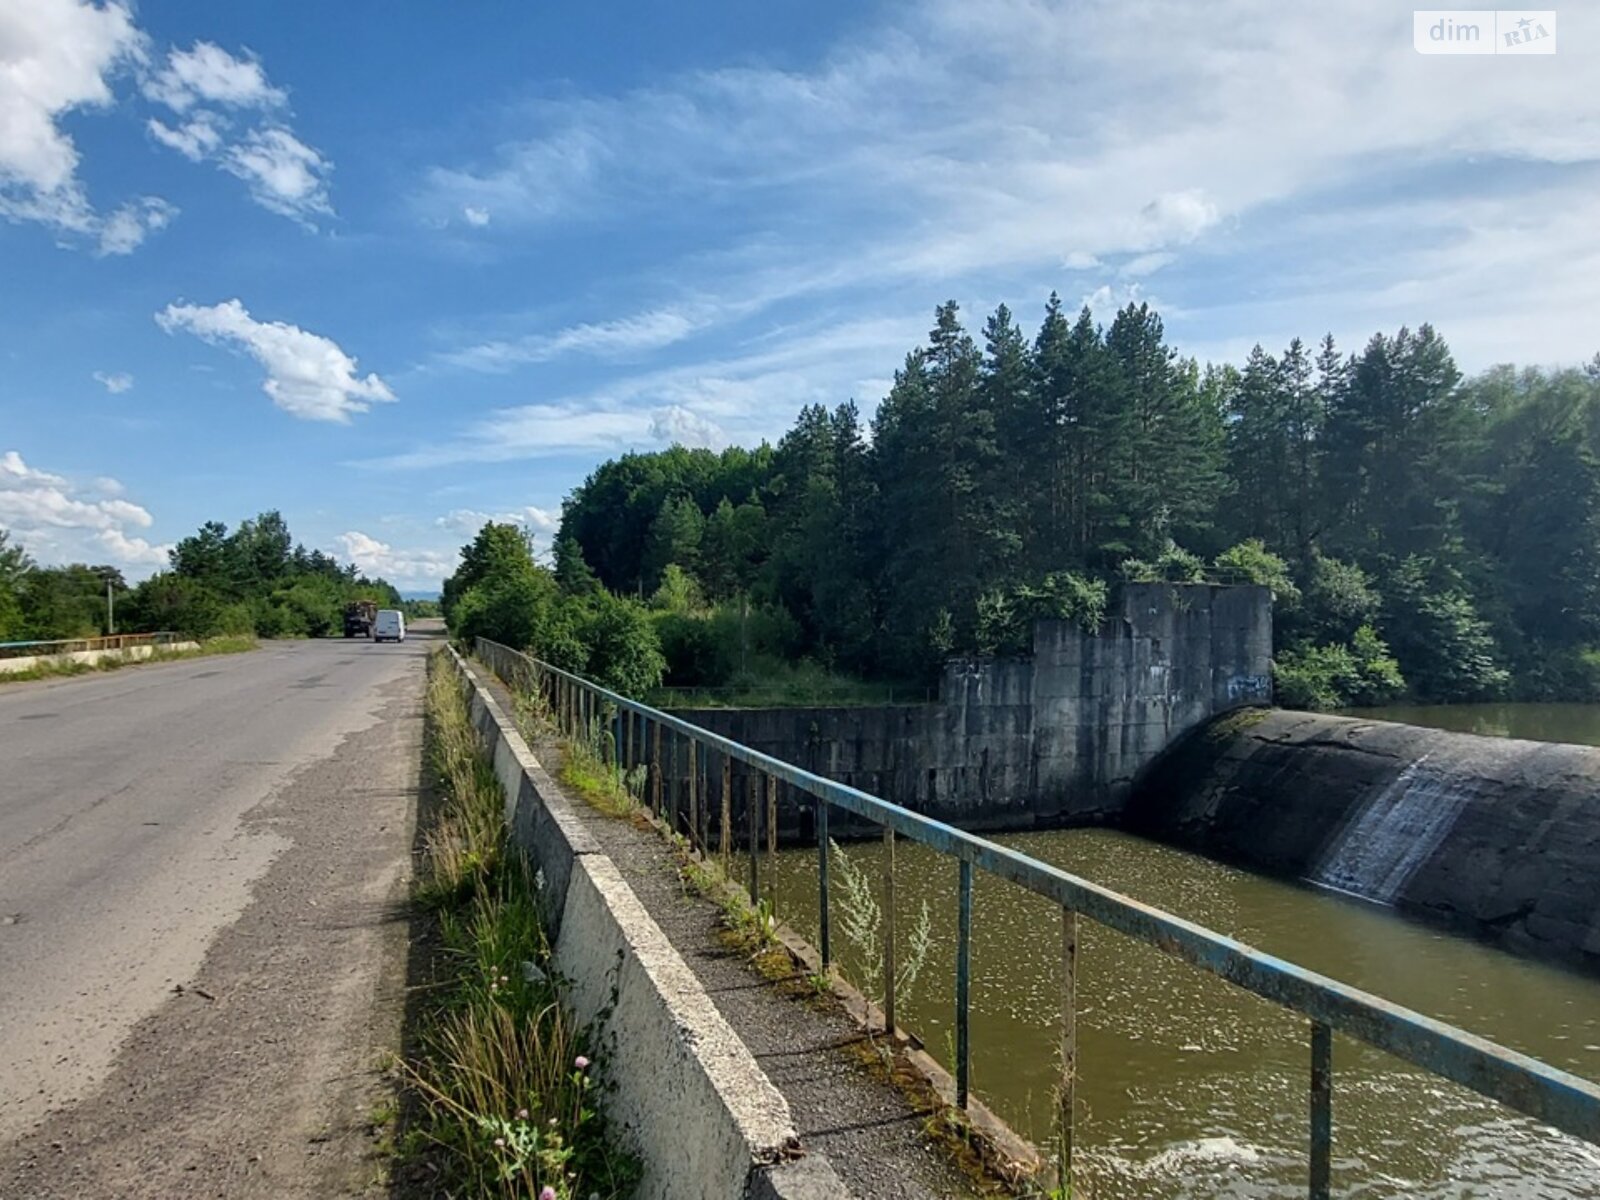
[671,583,1273,838]
[1125,708,1600,974]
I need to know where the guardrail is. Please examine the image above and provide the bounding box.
[474,637,1600,1197]
[0,631,182,660]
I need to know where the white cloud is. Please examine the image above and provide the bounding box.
[0,450,171,572]
[147,114,224,161]
[335,531,453,587]
[436,507,557,536]
[222,126,331,221]
[1121,251,1176,278]
[416,0,1600,376]
[143,42,284,113]
[92,371,134,394]
[95,196,175,254]
[649,405,727,449]
[462,205,490,227]
[1136,190,1219,248]
[372,315,921,469]
[142,41,333,223]
[443,307,704,372]
[156,299,395,423]
[0,0,174,254]
[97,527,169,565]
[1,451,66,488]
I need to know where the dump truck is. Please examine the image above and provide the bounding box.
[343,599,378,638]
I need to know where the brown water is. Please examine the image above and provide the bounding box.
[767,828,1600,1198]
[1344,702,1600,749]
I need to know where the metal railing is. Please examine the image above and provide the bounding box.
[474,637,1600,1197]
[0,631,182,660]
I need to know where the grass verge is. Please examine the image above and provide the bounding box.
[391,650,639,1199]
[0,634,257,684]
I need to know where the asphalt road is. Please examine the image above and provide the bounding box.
[0,630,432,1193]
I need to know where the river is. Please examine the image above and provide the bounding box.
[1344,702,1600,748]
[767,824,1600,1197]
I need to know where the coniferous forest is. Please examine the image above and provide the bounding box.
[534,298,1600,709]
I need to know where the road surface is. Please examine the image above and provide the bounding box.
[0,631,431,1197]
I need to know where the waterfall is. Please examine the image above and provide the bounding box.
[1314,755,1470,904]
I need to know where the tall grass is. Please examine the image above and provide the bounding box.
[400,652,639,1199]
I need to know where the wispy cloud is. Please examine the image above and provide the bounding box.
[371,314,921,469]
[416,0,1600,377]
[92,371,134,394]
[144,41,333,222]
[441,306,707,372]
[156,299,395,422]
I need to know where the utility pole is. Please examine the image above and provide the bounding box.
[106,579,115,636]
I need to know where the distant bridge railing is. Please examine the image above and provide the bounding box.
[0,632,182,660]
[473,636,1600,1198]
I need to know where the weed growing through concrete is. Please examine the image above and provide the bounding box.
[828,837,934,1009]
[396,652,639,1199]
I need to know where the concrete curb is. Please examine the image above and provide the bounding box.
[447,648,846,1200]
[0,640,201,675]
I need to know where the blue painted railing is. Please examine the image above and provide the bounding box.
[474,637,1600,1197]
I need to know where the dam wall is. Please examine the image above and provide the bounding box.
[669,583,1273,840]
[1124,709,1600,974]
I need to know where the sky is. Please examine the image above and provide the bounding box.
[1,1,1596,590]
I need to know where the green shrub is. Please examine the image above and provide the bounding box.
[1121,540,1208,584]
[1213,539,1301,608]
[1273,624,1404,710]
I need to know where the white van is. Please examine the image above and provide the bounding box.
[373,609,406,643]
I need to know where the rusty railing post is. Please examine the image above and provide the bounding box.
[721,753,733,867]
[651,720,662,817]
[1310,1020,1332,1199]
[766,775,779,912]
[748,773,760,904]
[957,857,973,1108]
[1060,909,1078,1188]
[687,736,700,851]
[883,826,896,1036]
[818,798,831,969]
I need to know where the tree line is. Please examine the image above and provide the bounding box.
[0,511,401,643]
[542,297,1600,708]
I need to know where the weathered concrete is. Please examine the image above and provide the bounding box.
[449,649,846,1199]
[671,584,1272,841]
[0,640,199,675]
[1125,708,1600,974]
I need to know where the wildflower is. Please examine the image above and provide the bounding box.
[540,1188,557,1200]
[493,1137,506,1148]
[574,1055,589,1071]
[517,1108,530,1120]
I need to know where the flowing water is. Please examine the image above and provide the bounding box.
[766,827,1600,1197]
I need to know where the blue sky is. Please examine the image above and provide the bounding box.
[2,1,1596,588]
